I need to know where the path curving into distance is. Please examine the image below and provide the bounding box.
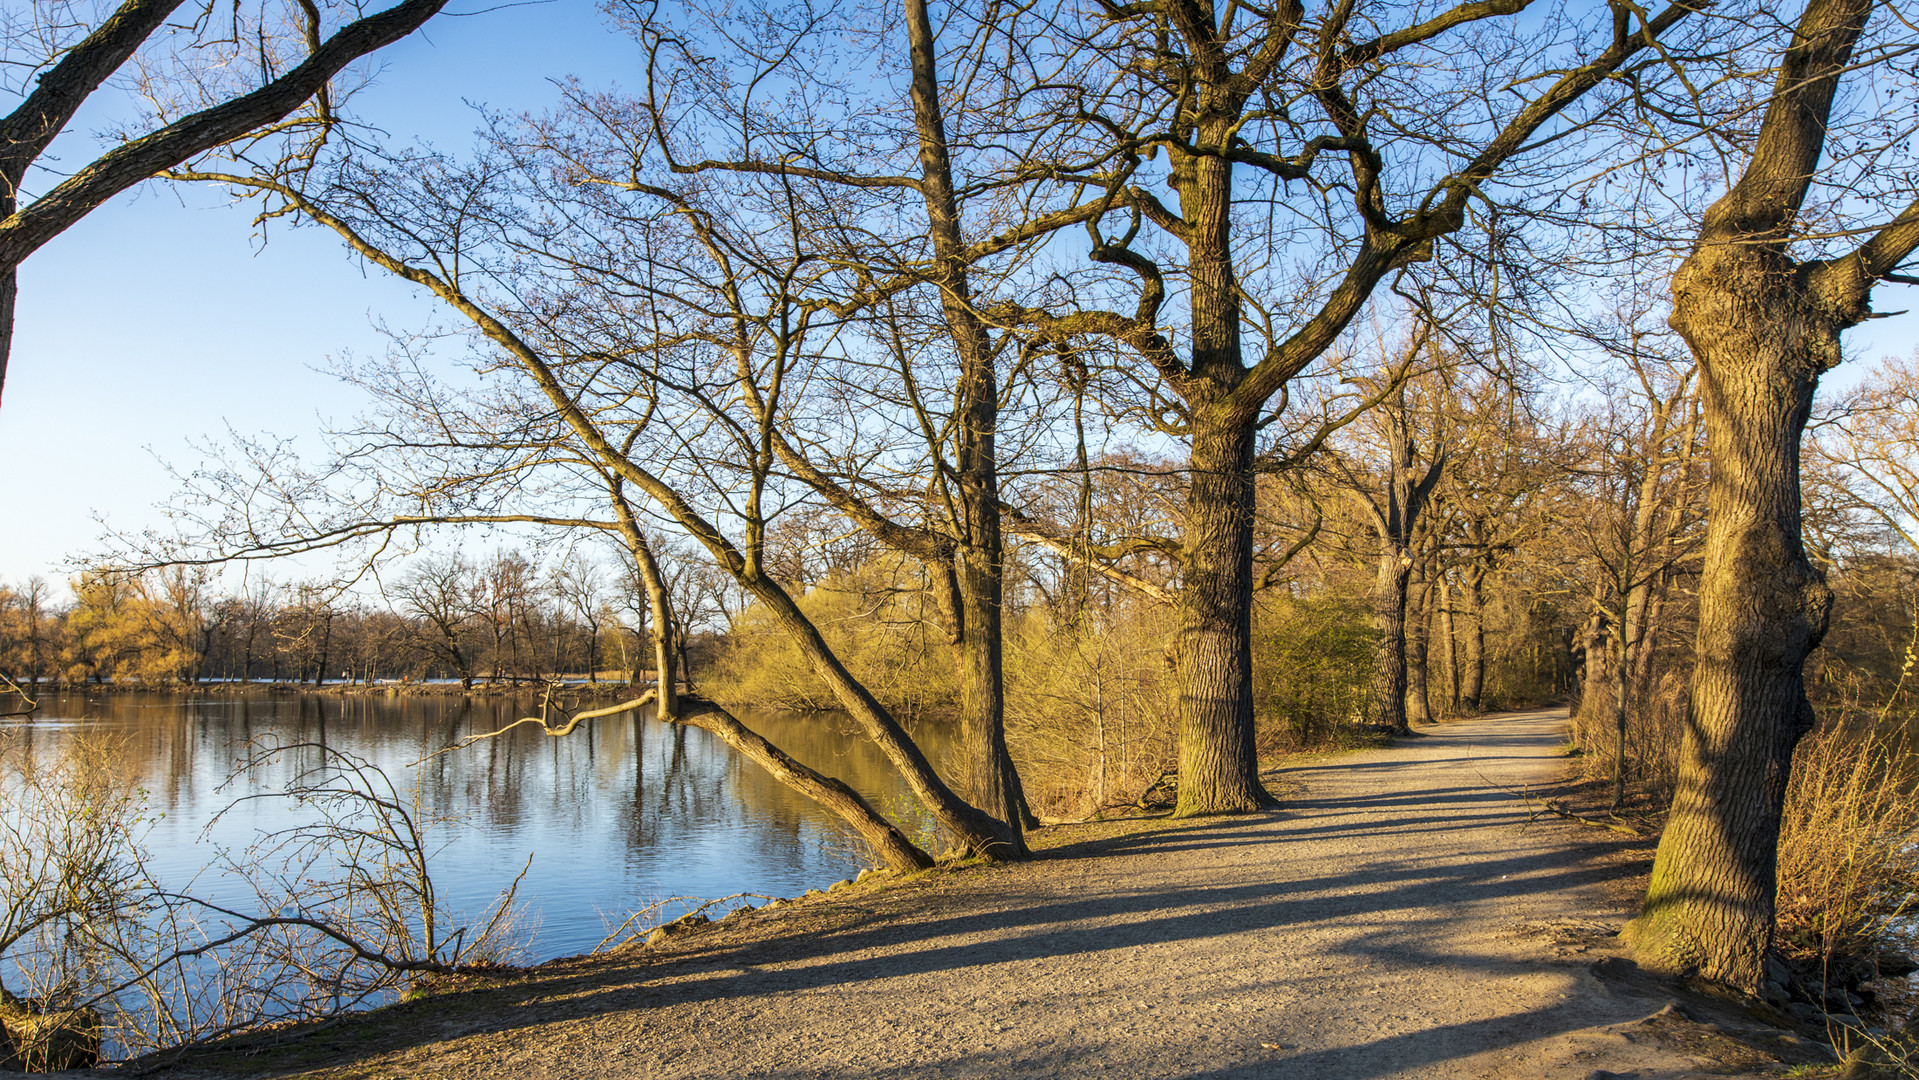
[195,708,1781,1080]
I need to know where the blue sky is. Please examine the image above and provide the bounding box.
[0,0,633,587]
[1,0,1915,592]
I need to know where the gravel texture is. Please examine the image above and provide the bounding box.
[166,707,1817,1080]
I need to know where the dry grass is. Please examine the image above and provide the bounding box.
[1569,670,1687,806]
[1775,718,1919,969]
[1003,608,1180,820]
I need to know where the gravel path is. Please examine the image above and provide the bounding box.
[193,708,1805,1080]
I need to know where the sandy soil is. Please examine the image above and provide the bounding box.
[156,707,1838,1080]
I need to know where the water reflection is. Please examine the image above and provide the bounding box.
[9,692,948,961]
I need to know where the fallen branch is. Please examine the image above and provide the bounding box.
[1476,769,1650,837]
[1540,801,1648,837]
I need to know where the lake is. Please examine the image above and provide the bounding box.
[5,690,950,962]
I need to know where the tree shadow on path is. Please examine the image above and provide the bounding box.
[178,709,1669,1080]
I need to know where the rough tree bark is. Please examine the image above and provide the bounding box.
[1176,401,1271,813]
[1625,0,1919,990]
[1368,546,1415,729]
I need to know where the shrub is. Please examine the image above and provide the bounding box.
[1003,605,1179,819]
[1252,594,1374,752]
[704,558,955,717]
[0,733,530,1064]
[1569,668,1687,805]
[1775,717,1919,969]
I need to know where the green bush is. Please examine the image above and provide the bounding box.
[1252,594,1375,751]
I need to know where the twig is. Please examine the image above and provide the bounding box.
[1477,768,1649,836]
[0,668,38,718]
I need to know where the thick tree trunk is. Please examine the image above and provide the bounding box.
[1368,546,1413,733]
[1174,402,1272,815]
[1404,560,1432,727]
[1167,136,1271,817]
[1620,0,1919,992]
[1625,243,1839,989]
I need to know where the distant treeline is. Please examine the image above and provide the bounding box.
[0,548,725,689]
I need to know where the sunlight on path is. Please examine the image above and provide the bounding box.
[305,707,1720,1080]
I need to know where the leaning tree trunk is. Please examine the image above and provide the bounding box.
[1625,244,1838,990]
[676,698,933,872]
[0,277,12,406]
[617,526,934,871]
[1368,546,1414,733]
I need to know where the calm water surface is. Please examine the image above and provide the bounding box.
[13,691,949,961]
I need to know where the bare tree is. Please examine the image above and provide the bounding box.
[474,550,535,684]
[392,554,480,689]
[153,142,1028,859]
[1810,353,1919,556]
[550,552,608,683]
[0,0,448,403]
[1626,0,1919,990]
[999,0,1710,814]
[1565,355,1704,809]
[1325,357,1449,735]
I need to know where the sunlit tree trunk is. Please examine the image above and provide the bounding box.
[1405,559,1433,726]
[1169,137,1272,816]
[1175,400,1270,814]
[1627,0,1919,990]
[1459,564,1486,711]
[1630,261,1836,985]
[1368,546,1413,731]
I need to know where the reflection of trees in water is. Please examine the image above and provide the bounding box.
[21,693,955,927]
